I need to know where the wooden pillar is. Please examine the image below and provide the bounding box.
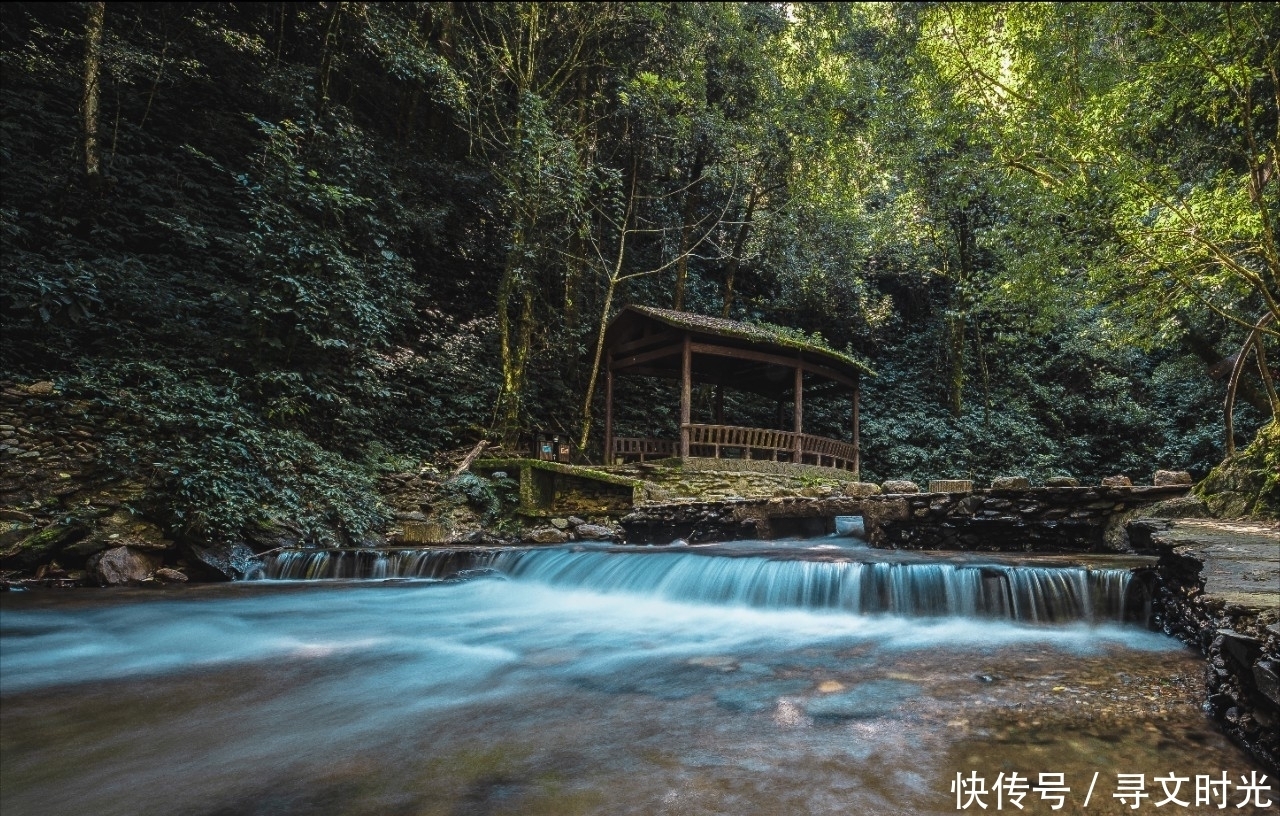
[852,379,860,480]
[792,361,803,463]
[714,385,724,425]
[603,365,614,466]
[680,334,691,458]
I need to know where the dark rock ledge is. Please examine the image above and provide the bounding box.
[1131,517,1280,775]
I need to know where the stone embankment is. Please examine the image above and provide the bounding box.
[0,380,195,587]
[1132,518,1280,775]
[621,484,1193,549]
[863,484,1195,552]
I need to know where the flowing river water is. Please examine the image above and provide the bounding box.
[0,537,1270,815]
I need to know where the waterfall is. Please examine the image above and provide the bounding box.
[254,547,1141,624]
[257,548,499,581]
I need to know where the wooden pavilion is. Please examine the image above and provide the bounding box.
[601,305,874,476]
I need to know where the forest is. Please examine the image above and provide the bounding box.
[2,2,1277,548]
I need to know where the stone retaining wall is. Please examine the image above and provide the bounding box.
[862,486,1192,552]
[621,487,1191,548]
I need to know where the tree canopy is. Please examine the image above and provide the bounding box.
[1,2,1274,544]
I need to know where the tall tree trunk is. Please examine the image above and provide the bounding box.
[721,184,761,318]
[672,147,705,311]
[81,1,105,189]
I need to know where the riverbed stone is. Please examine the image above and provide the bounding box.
[87,546,161,586]
[153,567,188,584]
[804,680,922,720]
[550,517,571,530]
[524,526,571,544]
[1101,475,1132,487]
[574,523,618,541]
[1153,469,1193,487]
[185,542,258,581]
[881,480,919,494]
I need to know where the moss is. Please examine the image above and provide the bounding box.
[623,305,876,376]
[1195,420,1280,519]
[0,522,88,568]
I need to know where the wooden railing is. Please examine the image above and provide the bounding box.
[613,424,857,471]
[612,436,677,462]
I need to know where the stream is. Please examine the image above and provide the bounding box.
[0,537,1268,815]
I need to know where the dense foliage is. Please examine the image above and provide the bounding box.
[1,3,1274,542]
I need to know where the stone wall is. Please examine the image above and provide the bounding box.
[862,486,1192,552]
[1135,521,1280,775]
[0,380,195,585]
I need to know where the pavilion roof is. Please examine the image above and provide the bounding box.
[605,305,875,380]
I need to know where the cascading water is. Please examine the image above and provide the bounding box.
[254,546,1142,624]
[4,540,1252,816]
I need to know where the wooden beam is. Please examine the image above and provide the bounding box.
[687,342,858,388]
[680,334,691,458]
[611,342,684,371]
[611,330,680,357]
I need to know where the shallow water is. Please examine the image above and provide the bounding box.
[0,544,1269,815]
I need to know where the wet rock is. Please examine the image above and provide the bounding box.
[550,518,571,530]
[1101,475,1133,487]
[1142,495,1208,518]
[86,546,161,586]
[1045,476,1079,487]
[881,480,919,494]
[1153,469,1193,487]
[574,523,618,541]
[567,516,587,527]
[1254,661,1279,707]
[0,508,35,523]
[154,567,188,584]
[185,542,258,581]
[443,567,505,583]
[524,526,571,545]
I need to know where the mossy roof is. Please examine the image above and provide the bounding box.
[610,305,875,378]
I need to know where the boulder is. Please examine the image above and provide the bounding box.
[881,480,919,494]
[185,542,258,581]
[1045,476,1079,487]
[524,526,571,545]
[550,518,571,530]
[1102,475,1133,487]
[991,476,1031,490]
[567,516,587,527]
[244,518,305,550]
[574,523,618,541]
[401,520,450,544]
[154,567,189,584]
[841,482,881,498]
[1153,469,1193,487]
[86,546,161,586]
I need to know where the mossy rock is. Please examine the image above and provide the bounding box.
[0,522,89,569]
[1196,421,1279,520]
